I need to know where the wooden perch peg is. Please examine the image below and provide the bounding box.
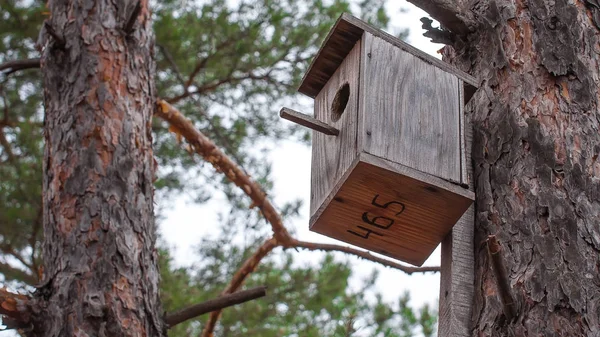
[279,107,339,136]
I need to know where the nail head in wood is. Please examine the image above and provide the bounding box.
[280,107,339,136]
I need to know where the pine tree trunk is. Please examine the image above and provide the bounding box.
[35,0,164,335]
[445,0,600,335]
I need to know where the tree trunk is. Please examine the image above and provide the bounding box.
[445,0,600,335]
[35,0,164,335]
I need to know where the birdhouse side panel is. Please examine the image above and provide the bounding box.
[358,33,461,183]
[310,40,361,215]
[439,80,476,337]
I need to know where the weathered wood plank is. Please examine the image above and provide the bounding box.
[439,206,475,337]
[310,152,474,266]
[458,79,468,185]
[299,13,478,99]
[309,40,361,215]
[280,107,340,136]
[438,97,475,337]
[360,33,461,183]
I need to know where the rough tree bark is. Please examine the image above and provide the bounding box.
[439,0,600,335]
[32,0,165,335]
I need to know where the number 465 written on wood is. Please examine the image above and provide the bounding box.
[347,194,406,239]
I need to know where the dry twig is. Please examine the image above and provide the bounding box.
[155,100,292,243]
[165,286,267,328]
[0,263,37,285]
[287,239,440,274]
[0,58,40,75]
[201,238,277,336]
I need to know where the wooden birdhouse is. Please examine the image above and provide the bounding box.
[280,14,477,266]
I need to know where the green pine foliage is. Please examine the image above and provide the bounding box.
[158,227,437,337]
[0,0,431,335]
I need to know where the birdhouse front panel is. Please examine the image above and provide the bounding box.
[359,33,462,183]
[310,40,361,214]
[286,14,478,266]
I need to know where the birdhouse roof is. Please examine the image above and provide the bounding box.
[298,13,478,99]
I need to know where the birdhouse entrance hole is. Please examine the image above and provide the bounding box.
[331,82,350,122]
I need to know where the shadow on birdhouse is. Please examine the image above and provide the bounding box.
[280,14,477,266]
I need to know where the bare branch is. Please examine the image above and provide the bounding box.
[165,286,267,328]
[155,100,292,243]
[226,239,277,294]
[0,58,41,75]
[0,245,34,272]
[0,288,30,330]
[201,238,277,337]
[0,128,16,162]
[183,36,229,89]
[286,239,440,274]
[157,43,186,85]
[0,86,11,127]
[157,45,252,174]
[183,17,267,89]
[166,72,269,105]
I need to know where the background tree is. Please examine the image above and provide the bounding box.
[0,0,436,336]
